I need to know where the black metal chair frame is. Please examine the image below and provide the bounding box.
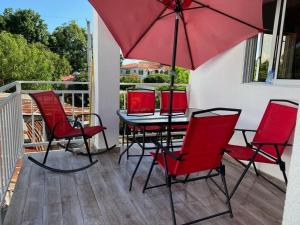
[143,108,241,225]
[65,113,116,156]
[226,99,298,199]
[28,94,115,173]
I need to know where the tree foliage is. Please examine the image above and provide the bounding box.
[175,67,189,84]
[49,21,87,72]
[0,8,49,45]
[143,67,189,84]
[0,32,71,88]
[143,74,170,83]
[120,74,141,83]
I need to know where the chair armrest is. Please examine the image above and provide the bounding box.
[153,140,182,161]
[233,129,256,147]
[75,113,104,126]
[251,141,292,147]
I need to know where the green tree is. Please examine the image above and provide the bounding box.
[143,74,170,83]
[0,8,49,45]
[175,67,189,84]
[0,32,71,88]
[49,21,87,72]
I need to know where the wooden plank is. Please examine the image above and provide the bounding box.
[21,184,44,225]
[43,176,63,225]
[3,158,32,225]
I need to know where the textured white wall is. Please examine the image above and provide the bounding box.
[92,10,120,149]
[189,41,300,180]
[282,109,300,225]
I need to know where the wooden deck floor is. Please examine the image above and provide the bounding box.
[4,146,285,225]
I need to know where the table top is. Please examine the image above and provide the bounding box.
[117,108,215,126]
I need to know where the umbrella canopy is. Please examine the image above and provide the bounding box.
[89,0,263,70]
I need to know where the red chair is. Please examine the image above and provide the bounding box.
[28,91,114,173]
[143,108,241,225]
[225,99,298,198]
[160,90,188,131]
[119,89,162,190]
[160,90,188,150]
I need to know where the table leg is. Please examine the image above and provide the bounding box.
[129,129,145,191]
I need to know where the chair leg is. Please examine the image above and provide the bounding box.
[65,138,72,152]
[279,161,288,185]
[122,123,125,146]
[129,129,145,191]
[167,176,177,225]
[143,155,157,193]
[183,174,190,183]
[126,131,129,160]
[229,159,254,199]
[43,137,53,164]
[83,136,93,163]
[220,165,233,218]
[253,162,260,176]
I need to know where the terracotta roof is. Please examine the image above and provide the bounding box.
[61,75,75,81]
[121,61,166,70]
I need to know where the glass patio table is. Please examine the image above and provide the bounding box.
[117,108,214,190]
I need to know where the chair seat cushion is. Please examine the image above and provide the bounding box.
[225,144,276,164]
[56,125,106,139]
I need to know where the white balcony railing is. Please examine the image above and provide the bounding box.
[0,82,23,205]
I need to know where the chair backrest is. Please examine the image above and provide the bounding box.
[30,91,72,137]
[127,89,156,115]
[160,90,188,115]
[173,108,241,176]
[253,99,298,158]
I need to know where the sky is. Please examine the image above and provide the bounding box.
[0,0,138,65]
[0,0,93,32]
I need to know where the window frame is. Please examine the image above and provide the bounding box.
[244,0,300,85]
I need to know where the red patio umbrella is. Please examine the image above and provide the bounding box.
[89,0,263,148]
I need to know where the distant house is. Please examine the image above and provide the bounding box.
[120,61,170,79]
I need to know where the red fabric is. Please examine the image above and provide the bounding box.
[226,101,297,163]
[160,91,188,114]
[30,91,105,139]
[152,114,240,176]
[89,0,263,69]
[226,144,275,164]
[252,102,298,158]
[127,90,155,114]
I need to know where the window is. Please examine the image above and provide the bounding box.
[126,69,130,74]
[244,0,300,83]
[138,70,143,75]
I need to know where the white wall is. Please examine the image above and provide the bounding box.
[92,10,120,150]
[189,41,300,180]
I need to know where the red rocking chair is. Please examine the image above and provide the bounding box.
[143,108,241,225]
[225,99,298,198]
[28,91,115,173]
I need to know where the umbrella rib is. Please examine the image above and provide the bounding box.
[182,6,205,12]
[125,6,168,58]
[159,11,176,20]
[192,0,263,31]
[179,11,195,70]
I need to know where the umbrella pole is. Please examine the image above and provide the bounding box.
[167,11,180,151]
